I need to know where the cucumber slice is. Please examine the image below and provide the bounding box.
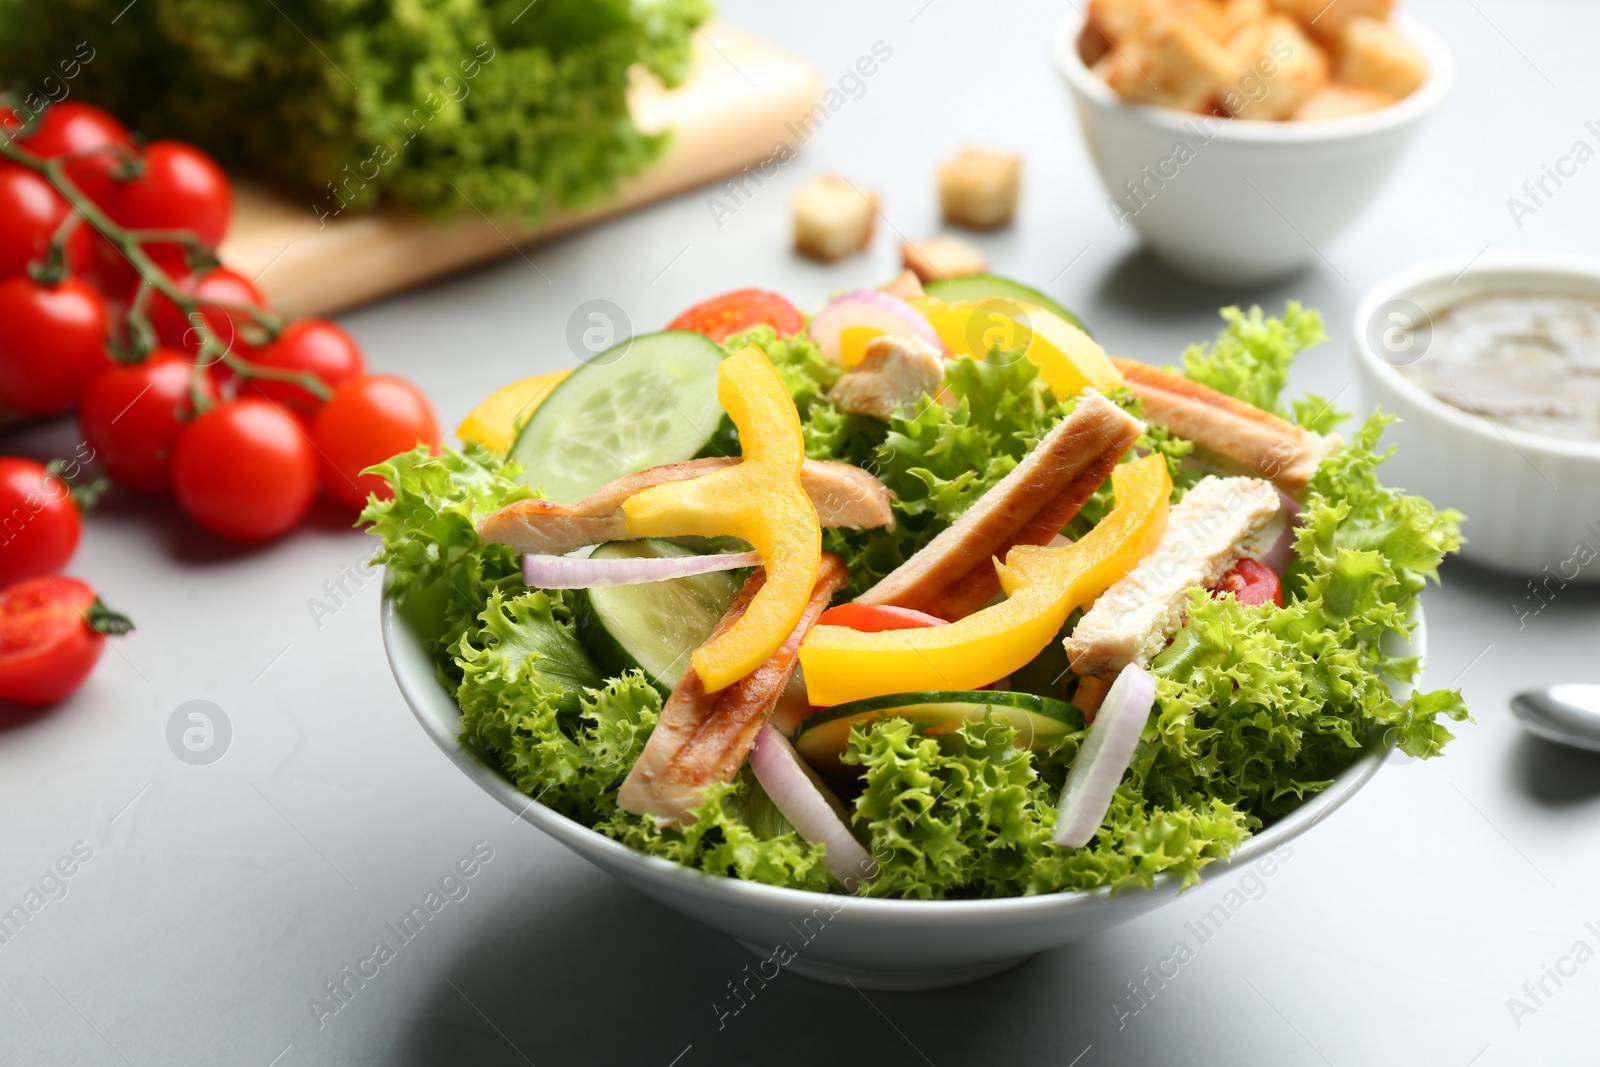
[510,330,726,503]
[923,274,1092,337]
[574,540,746,695]
[793,690,1082,777]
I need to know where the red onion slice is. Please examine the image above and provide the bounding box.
[1054,664,1156,848]
[522,550,759,589]
[749,724,877,889]
[808,289,948,364]
[1253,489,1301,575]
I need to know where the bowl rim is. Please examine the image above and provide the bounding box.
[383,591,1418,920]
[1052,10,1455,143]
[1353,251,1600,463]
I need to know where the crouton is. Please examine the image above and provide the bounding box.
[1088,0,1162,44]
[792,173,877,263]
[1291,82,1394,120]
[879,269,925,301]
[1216,0,1269,36]
[1337,16,1427,98]
[1226,14,1329,120]
[901,236,988,283]
[1268,0,1390,43]
[938,146,1021,230]
[1118,14,1242,112]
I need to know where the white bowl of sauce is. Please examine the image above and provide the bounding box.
[1354,254,1600,581]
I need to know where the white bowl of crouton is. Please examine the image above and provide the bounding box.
[1054,1,1453,285]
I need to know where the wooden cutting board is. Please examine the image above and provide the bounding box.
[218,21,821,317]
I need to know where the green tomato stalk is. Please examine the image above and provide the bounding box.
[0,101,331,413]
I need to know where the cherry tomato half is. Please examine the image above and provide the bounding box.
[0,576,114,706]
[1211,558,1283,608]
[312,375,440,509]
[668,289,805,344]
[15,102,132,202]
[79,350,215,494]
[149,266,265,361]
[816,603,948,631]
[240,318,366,414]
[0,168,91,282]
[0,276,110,414]
[0,459,81,585]
[173,399,317,542]
[102,141,232,267]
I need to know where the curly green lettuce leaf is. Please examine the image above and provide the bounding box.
[845,716,1249,897]
[1178,303,1327,416]
[0,0,709,220]
[362,443,534,665]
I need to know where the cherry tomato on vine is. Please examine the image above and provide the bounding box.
[86,235,142,305]
[173,399,316,542]
[1211,558,1284,608]
[312,375,439,509]
[0,459,81,586]
[668,289,805,343]
[0,576,129,706]
[15,102,133,203]
[79,350,215,495]
[0,169,91,282]
[815,603,949,631]
[102,141,232,267]
[0,276,110,414]
[148,266,265,361]
[238,318,365,414]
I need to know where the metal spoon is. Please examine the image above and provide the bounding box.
[1511,685,1600,753]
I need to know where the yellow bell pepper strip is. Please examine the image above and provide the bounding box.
[456,368,573,453]
[622,345,822,692]
[912,297,1123,398]
[799,454,1171,705]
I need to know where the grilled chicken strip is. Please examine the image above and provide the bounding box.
[857,389,1144,619]
[827,334,945,422]
[477,459,892,555]
[1112,357,1341,498]
[1063,475,1280,678]
[618,554,849,826]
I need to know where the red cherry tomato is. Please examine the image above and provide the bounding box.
[86,234,142,305]
[102,141,232,267]
[0,168,91,281]
[312,375,440,509]
[79,350,215,494]
[668,289,805,343]
[1211,558,1283,608]
[15,102,133,202]
[173,399,316,542]
[0,459,81,585]
[0,276,109,414]
[240,318,366,414]
[816,603,948,631]
[0,576,114,706]
[148,266,265,360]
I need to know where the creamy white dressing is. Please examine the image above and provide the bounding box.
[1400,293,1600,442]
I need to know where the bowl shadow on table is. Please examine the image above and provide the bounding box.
[1090,246,1314,321]
[391,877,1128,1067]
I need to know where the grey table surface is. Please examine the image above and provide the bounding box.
[4,1,1600,1064]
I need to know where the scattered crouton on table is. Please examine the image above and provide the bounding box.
[792,173,878,263]
[939,146,1021,229]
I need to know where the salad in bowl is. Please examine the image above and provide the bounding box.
[367,275,1468,908]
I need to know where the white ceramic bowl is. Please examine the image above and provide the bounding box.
[1053,13,1453,285]
[1354,254,1600,579]
[383,591,1421,990]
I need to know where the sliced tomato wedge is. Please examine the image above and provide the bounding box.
[816,603,948,632]
[0,577,131,706]
[1210,558,1283,608]
[668,288,805,343]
